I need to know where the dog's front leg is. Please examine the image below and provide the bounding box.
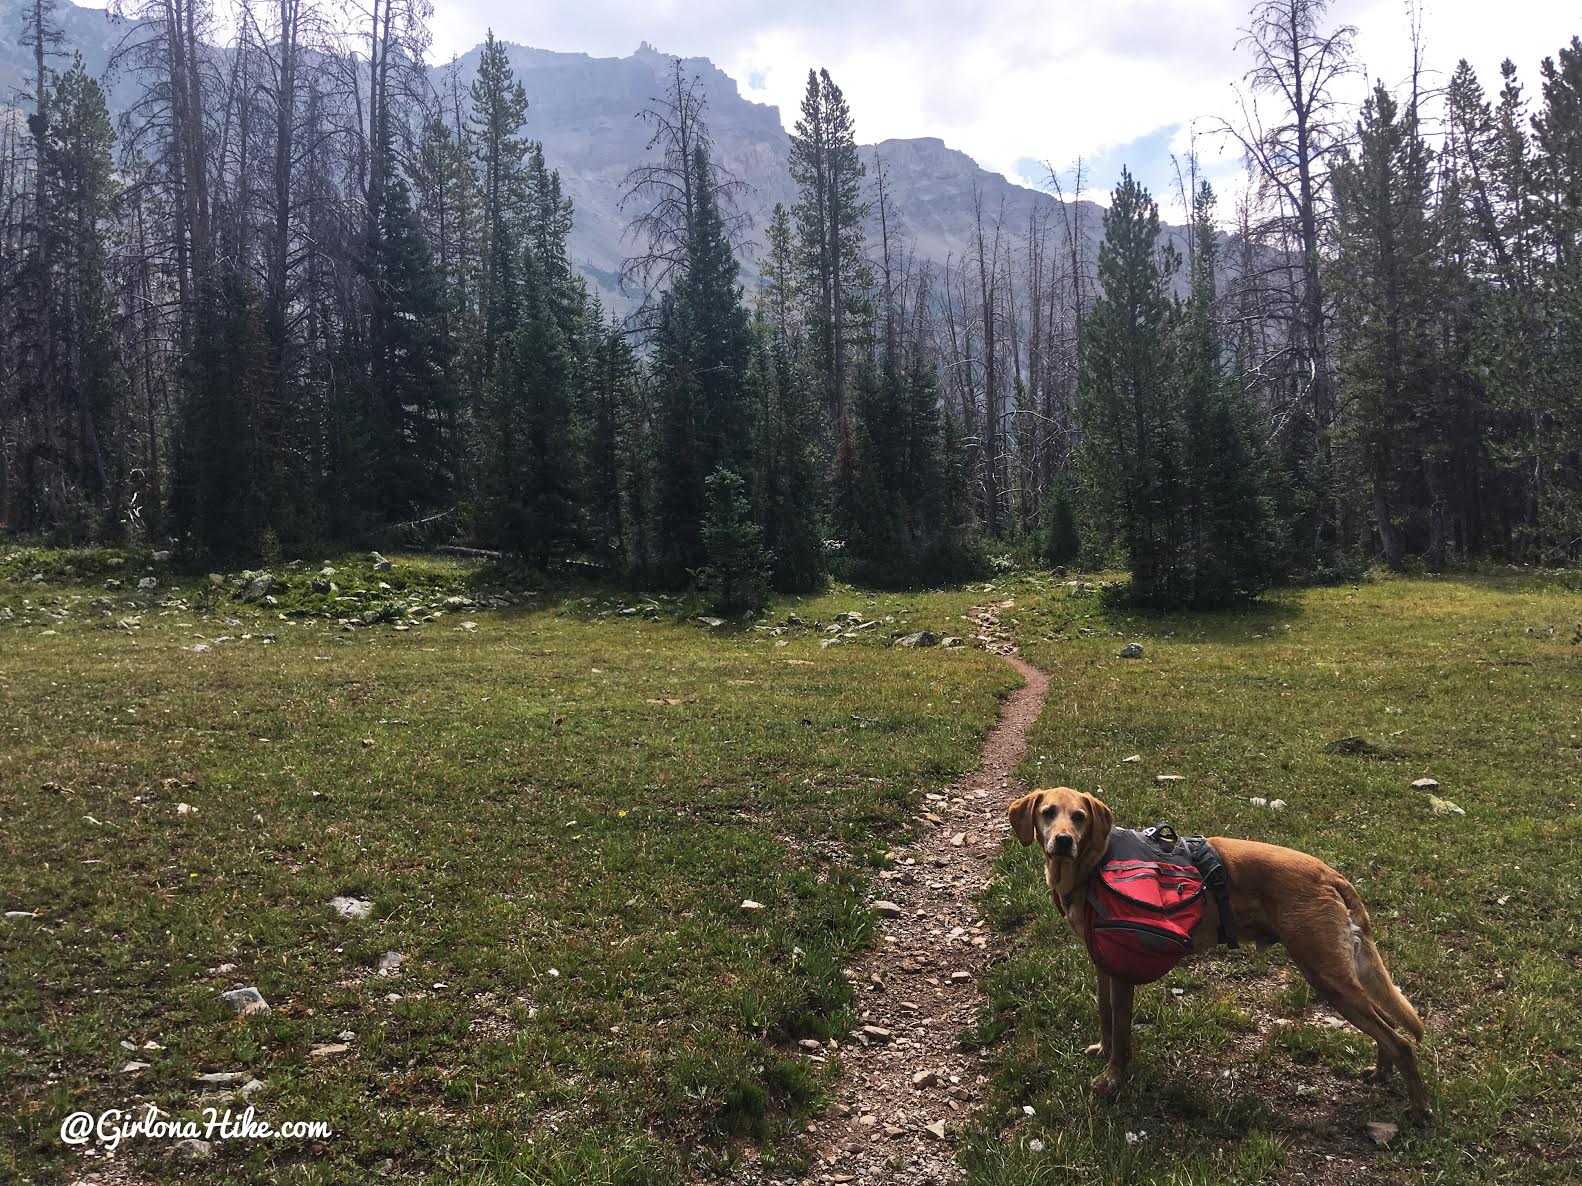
[1091,979,1133,1096]
[1086,969,1113,1058]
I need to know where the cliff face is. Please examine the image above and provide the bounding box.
[0,5,1147,309]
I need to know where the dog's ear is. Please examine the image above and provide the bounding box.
[1074,792,1114,878]
[1084,792,1113,844]
[1008,792,1040,846]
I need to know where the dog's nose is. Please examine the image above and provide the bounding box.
[1053,833,1075,856]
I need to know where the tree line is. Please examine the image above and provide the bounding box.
[1,0,1579,609]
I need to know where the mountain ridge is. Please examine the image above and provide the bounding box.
[0,3,1151,309]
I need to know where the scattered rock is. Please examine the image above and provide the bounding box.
[309,1042,350,1058]
[1119,642,1145,659]
[121,1060,151,1073]
[238,1078,265,1101]
[859,1025,893,1043]
[1123,754,1141,763]
[696,616,726,628]
[1429,795,1465,816]
[5,910,39,920]
[370,552,391,571]
[329,895,373,920]
[376,951,404,975]
[948,970,972,984]
[1411,776,1440,792]
[872,900,904,919]
[1365,1120,1399,1147]
[1156,773,1185,783]
[895,630,940,648]
[925,1120,947,1141]
[171,1138,213,1162]
[740,899,765,911]
[1268,798,1287,811]
[138,576,158,590]
[193,1071,248,1086]
[237,574,275,602]
[152,550,172,562]
[219,987,270,1015]
[911,1070,939,1089]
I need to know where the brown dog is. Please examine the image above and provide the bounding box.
[1009,787,1429,1121]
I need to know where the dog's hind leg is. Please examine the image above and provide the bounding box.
[1284,899,1431,1123]
[1336,879,1425,1043]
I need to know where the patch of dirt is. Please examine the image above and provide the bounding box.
[786,606,1049,1185]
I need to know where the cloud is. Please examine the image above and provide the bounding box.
[421,0,1579,204]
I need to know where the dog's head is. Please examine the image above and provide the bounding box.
[1008,787,1113,876]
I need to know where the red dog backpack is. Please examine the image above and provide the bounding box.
[1083,826,1211,984]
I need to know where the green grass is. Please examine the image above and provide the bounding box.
[6,554,1580,1184]
[0,548,1020,1184]
[971,572,1582,1184]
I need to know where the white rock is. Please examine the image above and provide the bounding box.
[330,895,372,920]
[219,987,270,1015]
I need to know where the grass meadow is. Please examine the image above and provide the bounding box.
[2,550,1578,1184]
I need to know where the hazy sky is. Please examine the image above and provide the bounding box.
[423,0,1578,212]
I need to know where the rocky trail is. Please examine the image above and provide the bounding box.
[797,602,1049,1185]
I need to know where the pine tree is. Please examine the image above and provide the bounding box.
[365,177,457,525]
[472,251,581,566]
[650,144,754,584]
[1179,181,1279,603]
[750,324,824,592]
[790,68,869,422]
[1077,170,1186,607]
[699,467,770,615]
[42,55,122,534]
[469,31,530,381]
[1331,83,1439,570]
[1043,482,1081,568]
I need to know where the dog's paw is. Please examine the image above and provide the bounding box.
[1084,1042,1106,1058]
[1409,1102,1433,1126]
[1090,1068,1123,1097]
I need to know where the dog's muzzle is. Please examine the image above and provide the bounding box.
[1050,832,1075,858]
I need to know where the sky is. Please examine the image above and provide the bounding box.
[419,0,1579,216]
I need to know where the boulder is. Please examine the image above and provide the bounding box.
[895,630,940,648]
[1118,642,1145,659]
[237,574,275,602]
[219,986,270,1015]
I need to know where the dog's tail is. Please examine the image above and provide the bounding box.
[1336,879,1425,1042]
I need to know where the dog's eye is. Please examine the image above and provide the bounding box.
[1041,805,1056,817]
[1071,811,1086,824]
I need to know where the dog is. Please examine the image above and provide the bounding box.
[1009,787,1430,1121]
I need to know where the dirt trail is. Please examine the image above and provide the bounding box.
[800,603,1049,1185]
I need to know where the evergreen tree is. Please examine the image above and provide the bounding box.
[650,144,754,584]
[1077,170,1186,607]
[750,324,824,592]
[42,56,122,533]
[1179,181,1279,603]
[699,467,770,615]
[1331,83,1439,570]
[472,252,581,566]
[365,177,457,524]
[789,68,869,422]
[469,31,530,380]
[1043,482,1081,568]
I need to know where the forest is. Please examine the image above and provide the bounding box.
[1,0,1580,609]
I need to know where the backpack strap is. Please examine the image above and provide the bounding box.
[1184,836,1238,948]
